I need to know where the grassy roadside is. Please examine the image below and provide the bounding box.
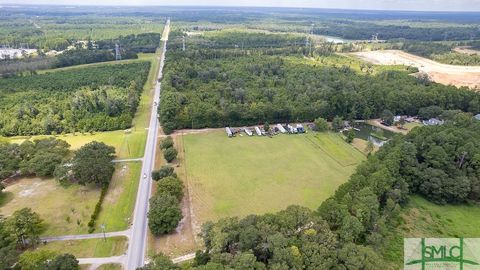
[98,264,123,270]
[36,236,127,258]
[148,134,200,258]
[96,162,142,232]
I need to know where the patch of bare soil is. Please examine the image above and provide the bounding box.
[352,50,480,89]
[453,46,480,55]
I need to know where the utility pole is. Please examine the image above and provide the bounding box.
[305,23,314,57]
[115,43,121,61]
[182,35,186,52]
[101,224,106,242]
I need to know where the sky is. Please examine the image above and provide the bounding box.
[1,0,480,11]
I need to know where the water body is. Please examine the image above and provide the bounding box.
[348,123,396,147]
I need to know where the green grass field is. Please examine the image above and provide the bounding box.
[382,196,480,267]
[7,130,146,159]
[0,177,100,236]
[96,162,142,232]
[36,237,127,258]
[183,131,365,223]
[0,162,142,236]
[97,264,122,270]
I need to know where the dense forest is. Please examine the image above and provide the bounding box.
[143,115,480,270]
[0,138,70,180]
[313,21,480,41]
[0,62,150,136]
[159,32,480,134]
[97,33,161,53]
[0,33,160,77]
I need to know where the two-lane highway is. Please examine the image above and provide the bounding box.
[125,18,170,270]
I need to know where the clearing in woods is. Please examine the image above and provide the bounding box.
[0,162,141,236]
[182,130,365,230]
[352,50,480,89]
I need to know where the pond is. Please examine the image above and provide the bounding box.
[346,123,396,147]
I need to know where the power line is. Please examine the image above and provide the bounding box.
[115,43,121,61]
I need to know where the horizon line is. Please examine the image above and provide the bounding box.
[2,3,480,13]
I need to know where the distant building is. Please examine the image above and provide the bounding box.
[422,118,444,126]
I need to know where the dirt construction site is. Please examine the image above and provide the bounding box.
[352,50,480,89]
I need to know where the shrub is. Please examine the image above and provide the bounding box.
[87,185,108,233]
[157,176,184,201]
[148,193,182,235]
[164,147,178,163]
[160,136,174,150]
[152,165,176,181]
[314,117,329,132]
[345,129,356,143]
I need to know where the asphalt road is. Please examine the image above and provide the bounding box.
[125,19,170,270]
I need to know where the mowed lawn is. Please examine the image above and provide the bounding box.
[183,131,365,223]
[36,236,127,258]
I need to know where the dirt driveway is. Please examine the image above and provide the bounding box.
[351,50,480,89]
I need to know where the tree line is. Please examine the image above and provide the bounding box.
[0,62,150,136]
[148,136,182,236]
[314,21,480,41]
[159,32,480,134]
[0,138,116,187]
[0,33,159,77]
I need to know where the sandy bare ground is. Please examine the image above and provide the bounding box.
[351,50,480,89]
[453,46,480,55]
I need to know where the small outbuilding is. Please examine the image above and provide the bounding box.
[475,114,480,121]
[422,118,444,126]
